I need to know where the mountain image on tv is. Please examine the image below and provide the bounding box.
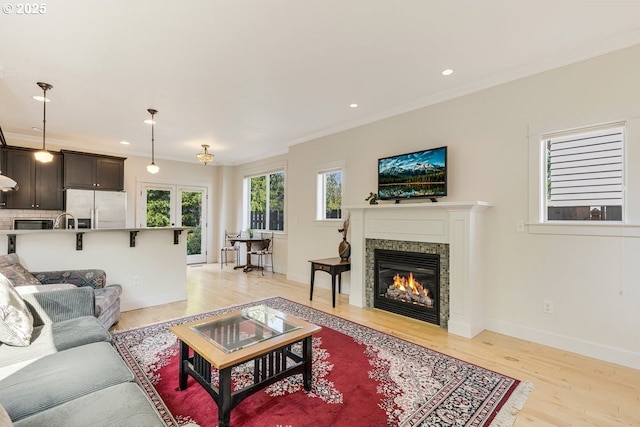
[378,148,446,199]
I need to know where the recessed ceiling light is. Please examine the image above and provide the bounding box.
[31,127,42,131]
[32,95,50,102]
[442,69,454,76]
[143,119,156,125]
[350,103,358,108]
[120,141,130,145]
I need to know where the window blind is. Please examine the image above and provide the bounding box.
[547,126,623,207]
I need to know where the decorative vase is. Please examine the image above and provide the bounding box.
[338,237,351,260]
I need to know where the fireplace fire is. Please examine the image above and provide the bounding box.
[374,249,440,325]
[386,272,434,308]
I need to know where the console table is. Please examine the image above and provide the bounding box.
[309,257,351,308]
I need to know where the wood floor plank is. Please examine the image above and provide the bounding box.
[113,264,640,426]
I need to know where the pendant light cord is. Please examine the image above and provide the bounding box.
[42,86,47,151]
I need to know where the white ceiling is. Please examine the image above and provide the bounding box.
[1,0,640,166]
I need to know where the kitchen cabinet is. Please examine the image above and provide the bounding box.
[2,147,64,210]
[62,151,125,191]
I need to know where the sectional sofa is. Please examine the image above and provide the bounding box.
[0,253,122,329]
[0,260,168,426]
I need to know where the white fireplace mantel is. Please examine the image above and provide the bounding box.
[345,200,492,339]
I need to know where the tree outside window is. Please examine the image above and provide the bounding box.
[249,171,285,231]
[316,169,342,220]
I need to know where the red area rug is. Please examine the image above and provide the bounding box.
[112,298,532,427]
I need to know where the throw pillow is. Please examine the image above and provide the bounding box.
[0,253,41,287]
[0,273,34,346]
[0,264,41,287]
[0,253,20,268]
[0,403,12,427]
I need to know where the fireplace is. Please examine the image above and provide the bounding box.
[348,201,490,338]
[374,249,440,325]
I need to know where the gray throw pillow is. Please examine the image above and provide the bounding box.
[0,273,34,346]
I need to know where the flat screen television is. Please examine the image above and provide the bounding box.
[378,146,447,201]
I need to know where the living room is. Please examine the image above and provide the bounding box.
[1,2,640,426]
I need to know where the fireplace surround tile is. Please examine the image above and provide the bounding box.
[365,239,450,328]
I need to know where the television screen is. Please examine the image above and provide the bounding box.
[378,146,447,201]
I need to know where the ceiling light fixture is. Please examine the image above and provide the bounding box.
[196,144,214,165]
[34,82,54,163]
[146,108,159,174]
[442,69,454,76]
[350,103,358,108]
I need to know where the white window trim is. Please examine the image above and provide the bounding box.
[528,108,640,237]
[316,167,343,221]
[242,165,287,234]
[315,160,345,223]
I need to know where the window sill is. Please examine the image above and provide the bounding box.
[528,222,640,237]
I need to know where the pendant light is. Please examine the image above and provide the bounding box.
[0,128,18,191]
[196,144,214,165]
[146,109,159,174]
[34,82,54,163]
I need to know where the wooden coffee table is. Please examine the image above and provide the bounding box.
[170,305,322,427]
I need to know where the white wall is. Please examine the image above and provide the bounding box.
[275,44,640,368]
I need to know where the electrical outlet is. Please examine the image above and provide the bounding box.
[543,300,553,314]
[516,220,525,232]
[132,275,140,287]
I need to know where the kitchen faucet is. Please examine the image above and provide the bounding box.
[53,212,78,230]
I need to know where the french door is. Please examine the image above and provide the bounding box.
[136,183,207,264]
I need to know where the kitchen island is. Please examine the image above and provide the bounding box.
[0,227,187,312]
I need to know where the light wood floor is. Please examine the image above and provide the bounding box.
[113,264,640,426]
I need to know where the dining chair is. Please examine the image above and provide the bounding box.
[220,230,241,268]
[249,231,274,275]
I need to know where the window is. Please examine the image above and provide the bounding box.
[317,169,342,220]
[247,171,285,231]
[544,124,624,222]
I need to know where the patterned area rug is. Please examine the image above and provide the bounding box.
[112,297,532,427]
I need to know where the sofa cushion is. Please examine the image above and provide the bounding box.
[0,341,135,421]
[0,316,111,381]
[0,274,33,347]
[51,315,111,350]
[13,382,165,427]
[32,269,106,288]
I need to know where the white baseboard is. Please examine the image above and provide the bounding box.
[287,273,308,285]
[486,318,640,370]
[121,290,188,312]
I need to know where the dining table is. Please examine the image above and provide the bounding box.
[227,236,269,272]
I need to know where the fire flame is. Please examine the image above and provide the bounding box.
[392,272,430,299]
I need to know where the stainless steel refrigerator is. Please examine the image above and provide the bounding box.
[65,189,127,229]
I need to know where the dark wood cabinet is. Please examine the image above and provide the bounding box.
[2,147,63,210]
[62,151,125,191]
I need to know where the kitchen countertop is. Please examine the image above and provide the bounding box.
[0,227,188,235]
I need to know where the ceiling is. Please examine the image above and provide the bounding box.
[1,1,640,166]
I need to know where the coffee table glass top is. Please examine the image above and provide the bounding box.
[190,305,302,353]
